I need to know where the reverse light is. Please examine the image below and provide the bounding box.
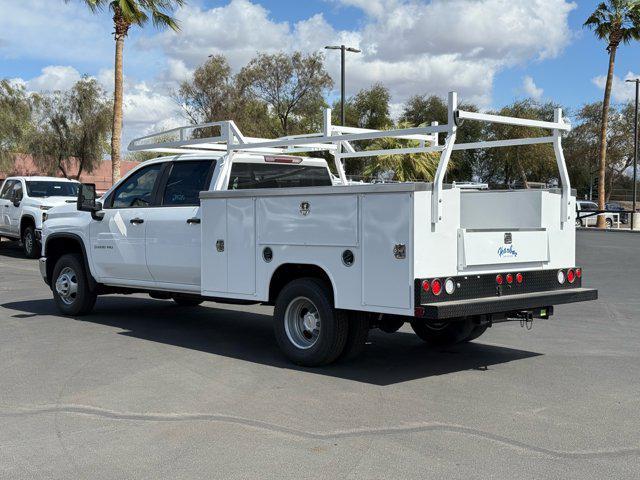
[567,269,575,284]
[444,278,455,295]
[557,270,565,284]
[516,273,523,284]
[421,280,430,293]
[506,273,514,284]
[496,274,504,285]
[431,278,442,296]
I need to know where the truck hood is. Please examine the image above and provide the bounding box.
[24,196,77,209]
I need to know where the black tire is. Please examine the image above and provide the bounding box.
[22,225,39,258]
[172,296,204,307]
[51,253,96,316]
[575,218,583,227]
[462,324,489,343]
[605,218,613,229]
[273,278,348,367]
[410,319,474,347]
[339,311,370,362]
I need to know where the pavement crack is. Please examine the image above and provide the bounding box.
[1,403,639,460]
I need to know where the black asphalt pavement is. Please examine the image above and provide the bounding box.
[0,231,638,479]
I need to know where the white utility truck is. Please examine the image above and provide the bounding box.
[0,176,79,257]
[40,92,597,366]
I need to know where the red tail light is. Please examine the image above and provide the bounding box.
[516,273,523,284]
[506,273,514,284]
[567,269,575,283]
[431,279,442,296]
[576,268,582,279]
[496,274,503,285]
[421,280,430,292]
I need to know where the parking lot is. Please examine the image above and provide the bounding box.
[0,231,638,479]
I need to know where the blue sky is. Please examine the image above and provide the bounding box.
[2,0,639,143]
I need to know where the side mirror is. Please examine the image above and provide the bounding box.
[77,183,103,220]
[11,190,21,207]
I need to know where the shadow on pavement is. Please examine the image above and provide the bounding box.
[0,240,26,259]
[2,296,542,386]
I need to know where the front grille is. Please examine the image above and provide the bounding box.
[415,268,583,305]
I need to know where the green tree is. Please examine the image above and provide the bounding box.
[175,55,272,138]
[400,94,483,181]
[30,77,112,179]
[584,0,640,226]
[239,51,333,136]
[0,80,32,170]
[479,99,560,188]
[338,83,392,130]
[68,0,184,183]
[362,122,440,182]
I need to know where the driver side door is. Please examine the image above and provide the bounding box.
[89,162,165,284]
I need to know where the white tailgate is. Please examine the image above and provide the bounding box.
[458,229,549,268]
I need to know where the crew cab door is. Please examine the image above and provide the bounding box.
[145,160,215,287]
[90,163,164,283]
[0,180,15,233]
[7,180,24,235]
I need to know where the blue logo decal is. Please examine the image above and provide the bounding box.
[498,245,518,258]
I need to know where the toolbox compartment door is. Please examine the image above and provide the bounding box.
[458,229,549,268]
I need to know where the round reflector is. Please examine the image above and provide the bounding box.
[431,278,442,296]
[557,270,565,284]
[445,278,455,295]
[506,273,514,284]
[567,269,575,283]
[422,280,430,292]
[516,273,523,284]
[496,274,503,285]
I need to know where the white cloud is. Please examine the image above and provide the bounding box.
[25,65,82,92]
[592,71,640,103]
[522,76,544,100]
[148,0,576,108]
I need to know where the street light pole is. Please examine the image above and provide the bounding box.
[626,78,639,230]
[325,45,361,126]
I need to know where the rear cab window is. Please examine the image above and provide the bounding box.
[228,162,332,190]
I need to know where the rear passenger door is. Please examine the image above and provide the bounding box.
[0,180,15,233]
[145,160,215,287]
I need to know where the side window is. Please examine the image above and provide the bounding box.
[111,163,162,208]
[162,160,213,206]
[13,182,23,201]
[228,163,254,190]
[0,180,15,199]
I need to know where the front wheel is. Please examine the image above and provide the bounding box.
[605,218,613,229]
[22,226,39,258]
[410,319,474,347]
[52,254,96,316]
[273,278,348,367]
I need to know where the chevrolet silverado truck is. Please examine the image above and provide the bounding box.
[39,92,597,366]
[0,176,79,258]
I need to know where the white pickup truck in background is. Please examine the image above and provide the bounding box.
[40,92,597,366]
[0,176,79,257]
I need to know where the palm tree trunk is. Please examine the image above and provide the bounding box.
[111,29,125,184]
[597,46,617,228]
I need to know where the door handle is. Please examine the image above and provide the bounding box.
[130,218,144,225]
[186,217,201,224]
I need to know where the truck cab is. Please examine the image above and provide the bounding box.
[0,176,79,257]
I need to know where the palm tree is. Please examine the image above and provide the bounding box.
[362,122,442,182]
[68,0,184,183]
[584,1,640,228]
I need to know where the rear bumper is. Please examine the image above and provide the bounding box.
[419,288,598,320]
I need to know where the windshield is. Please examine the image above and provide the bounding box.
[26,181,79,198]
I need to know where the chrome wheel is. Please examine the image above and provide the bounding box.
[55,267,78,306]
[24,230,33,254]
[284,296,321,349]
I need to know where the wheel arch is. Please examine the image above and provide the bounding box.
[268,263,337,306]
[20,214,36,236]
[44,233,97,291]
